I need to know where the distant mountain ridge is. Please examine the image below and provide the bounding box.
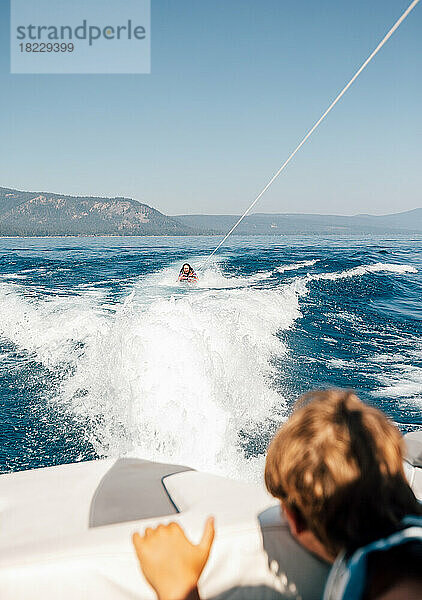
[0,186,421,236]
[176,209,422,235]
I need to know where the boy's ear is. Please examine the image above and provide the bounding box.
[282,503,308,535]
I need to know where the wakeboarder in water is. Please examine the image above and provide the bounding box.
[178,263,198,283]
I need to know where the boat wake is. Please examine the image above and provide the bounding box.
[0,259,418,479]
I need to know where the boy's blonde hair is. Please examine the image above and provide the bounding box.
[265,389,421,555]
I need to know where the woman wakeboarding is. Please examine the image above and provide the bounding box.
[178,263,198,284]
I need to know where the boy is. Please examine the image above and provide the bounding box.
[133,389,422,599]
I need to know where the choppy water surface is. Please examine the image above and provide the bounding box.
[0,235,421,480]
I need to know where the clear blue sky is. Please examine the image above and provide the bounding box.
[0,0,421,215]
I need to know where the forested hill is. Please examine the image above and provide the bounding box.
[0,187,197,236]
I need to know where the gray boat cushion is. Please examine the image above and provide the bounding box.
[89,458,192,527]
[404,431,422,468]
[258,506,330,600]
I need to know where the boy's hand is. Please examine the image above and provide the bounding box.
[132,517,215,600]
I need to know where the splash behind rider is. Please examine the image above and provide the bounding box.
[178,263,198,283]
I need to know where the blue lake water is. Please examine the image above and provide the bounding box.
[0,235,421,480]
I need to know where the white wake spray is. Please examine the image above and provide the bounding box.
[0,260,417,479]
[57,265,301,480]
[289,262,417,296]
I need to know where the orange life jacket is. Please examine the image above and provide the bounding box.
[178,271,198,282]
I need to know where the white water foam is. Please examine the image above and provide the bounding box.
[0,273,27,280]
[0,260,417,479]
[275,259,318,273]
[156,262,276,289]
[289,262,418,296]
[0,282,108,368]
[59,268,301,480]
[371,350,422,403]
[0,267,300,480]
[309,262,417,281]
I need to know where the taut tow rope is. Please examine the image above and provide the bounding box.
[200,0,420,268]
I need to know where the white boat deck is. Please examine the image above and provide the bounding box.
[0,431,420,599]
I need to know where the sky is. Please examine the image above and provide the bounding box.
[0,0,421,216]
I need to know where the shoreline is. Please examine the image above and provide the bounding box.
[0,232,421,239]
